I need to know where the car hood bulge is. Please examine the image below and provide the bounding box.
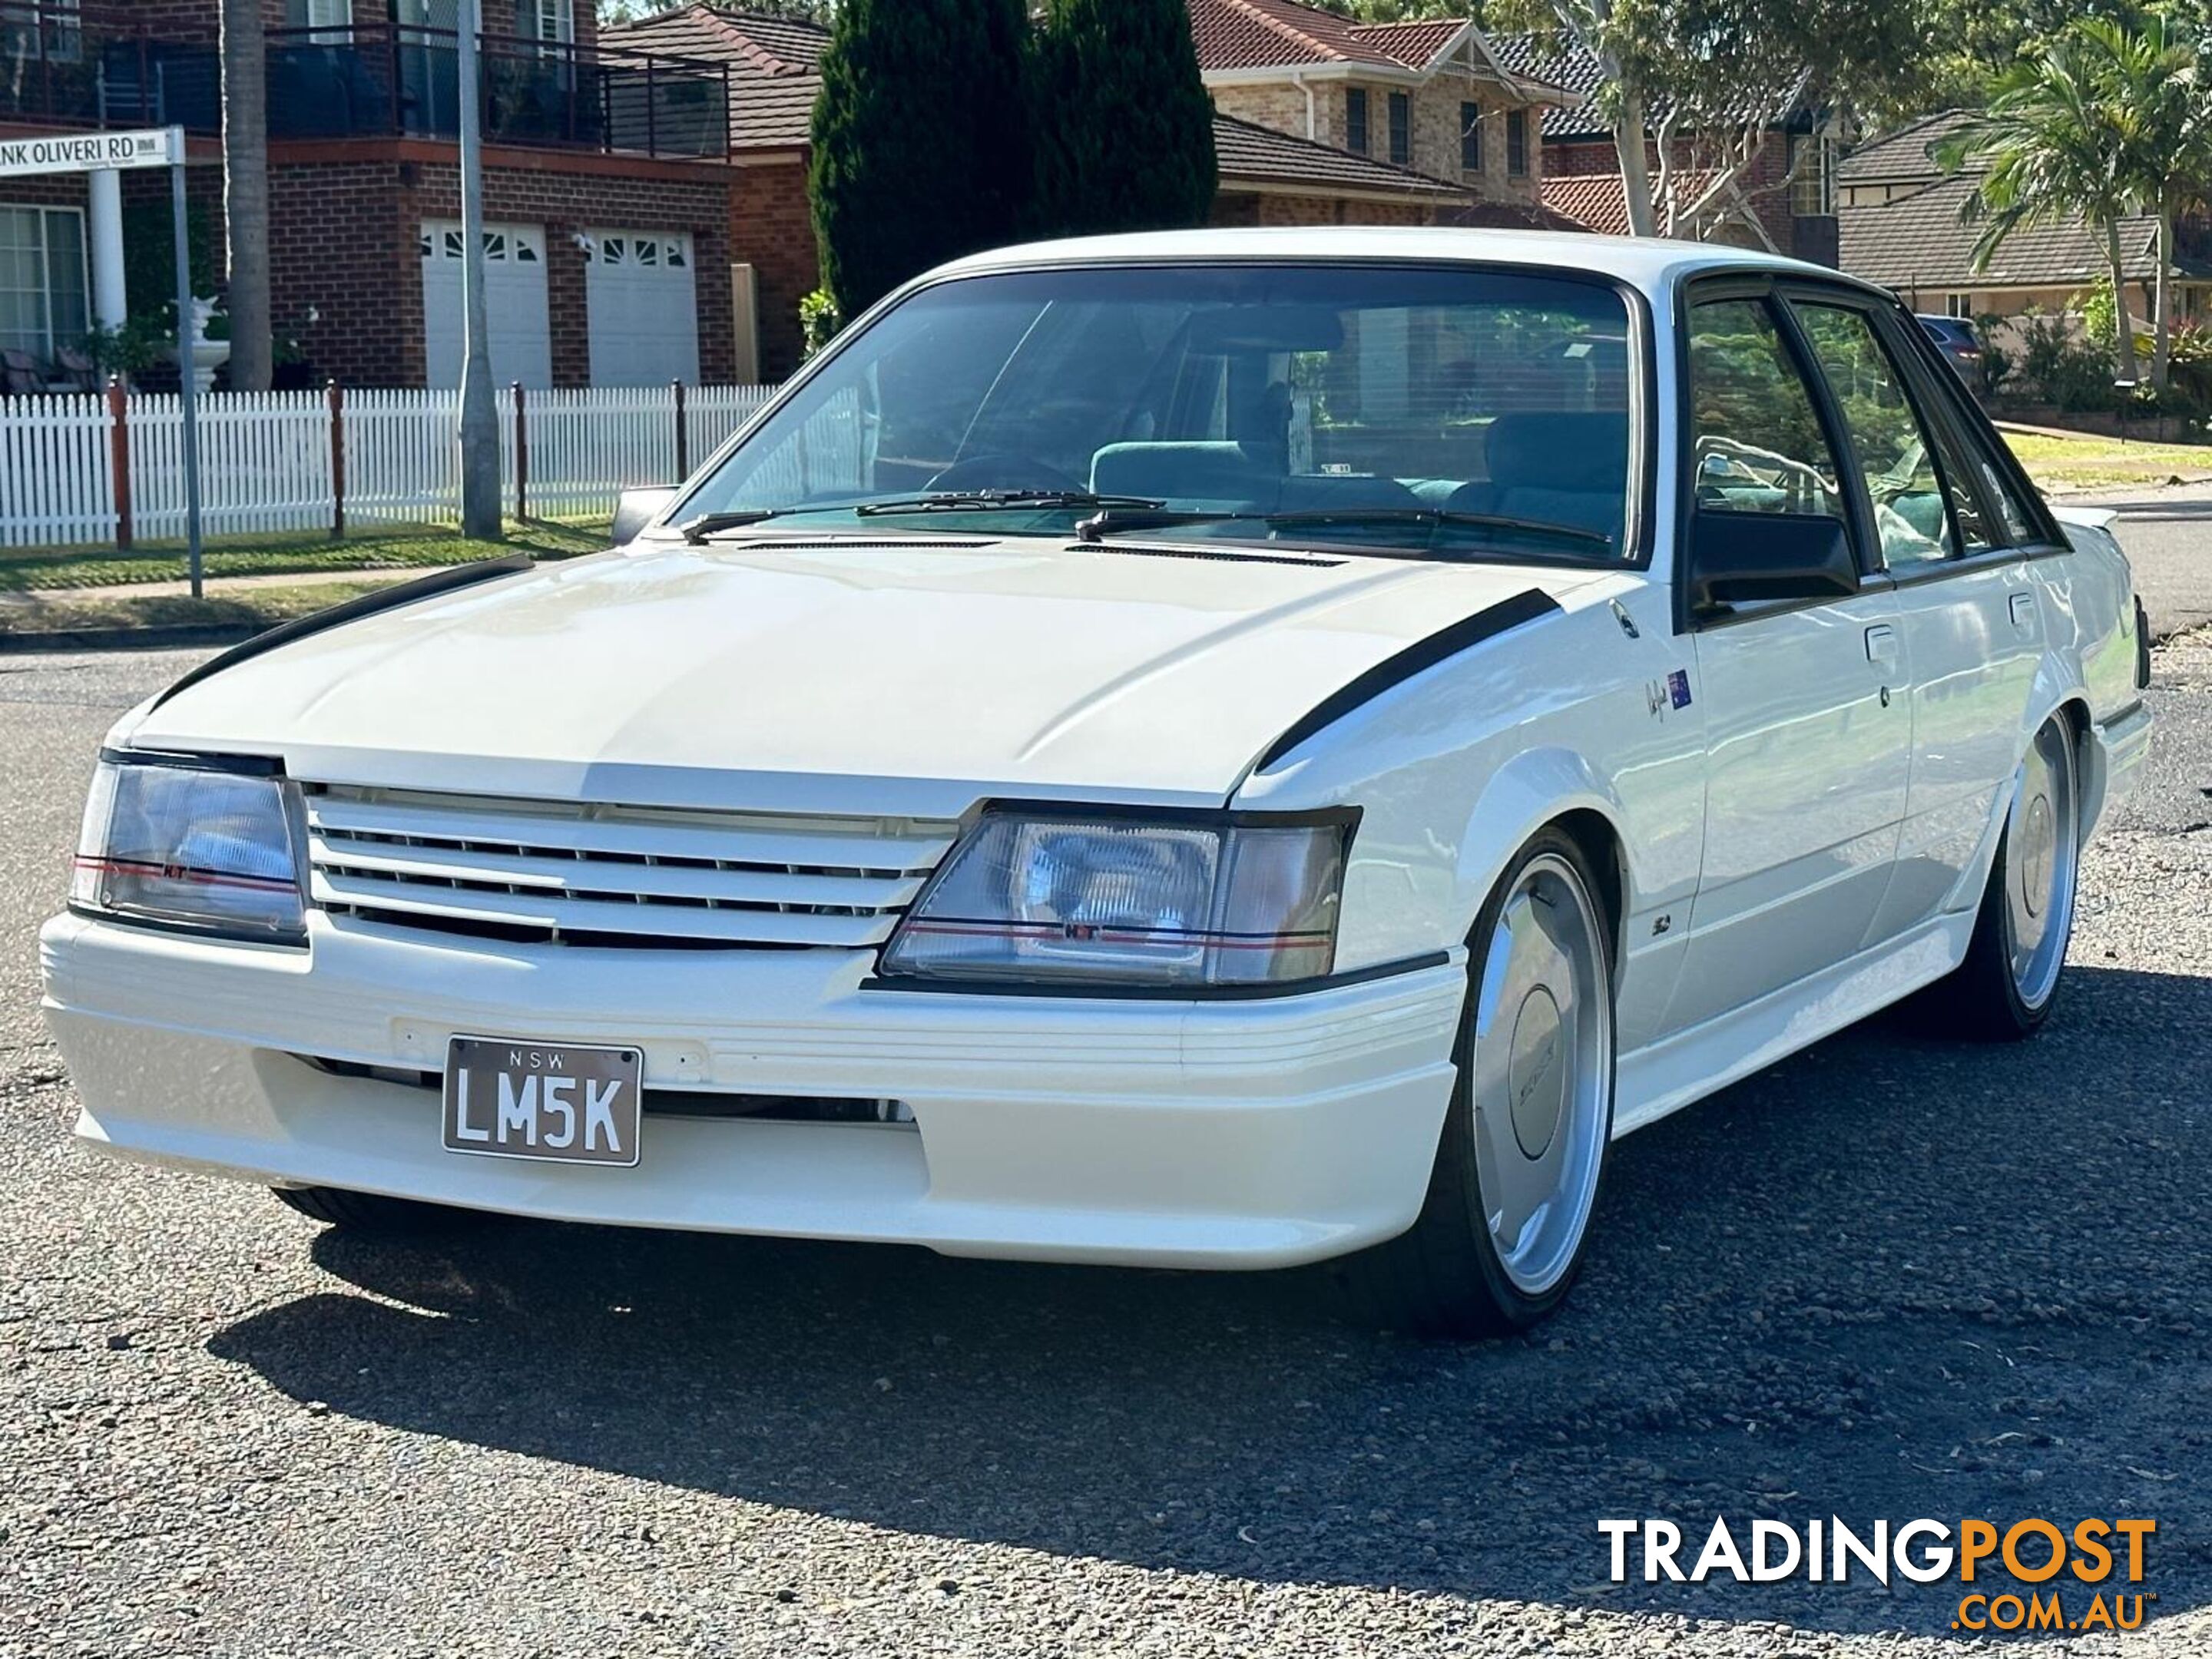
[129,537,1591,812]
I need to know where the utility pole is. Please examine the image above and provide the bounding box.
[455,0,501,538]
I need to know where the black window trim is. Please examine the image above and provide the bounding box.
[667,253,1663,573]
[1461,100,1482,172]
[1505,108,1528,176]
[1387,90,1411,166]
[1346,87,1369,154]
[1672,272,1886,635]
[1780,282,1973,571]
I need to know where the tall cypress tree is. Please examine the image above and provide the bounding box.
[810,0,1034,318]
[1032,0,1219,239]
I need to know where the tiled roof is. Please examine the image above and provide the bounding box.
[1836,109,1975,184]
[1541,168,1729,237]
[1187,0,1429,71]
[1211,111,1470,199]
[1488,33,1814,140]
[601,5,827,152]
[1342,18,1469,68]
[1837,173,2201,290]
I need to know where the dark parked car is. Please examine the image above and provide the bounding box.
[1919,315,1988,393]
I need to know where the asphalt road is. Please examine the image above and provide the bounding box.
[2068,482,2212,641]
[2,624,2207,1654]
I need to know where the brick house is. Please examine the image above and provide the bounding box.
[0,0,742,388]
[1187,0,1573,224]
[606,4,1528,383]
[1837,110,2212,328]
[1487,35,1841,263]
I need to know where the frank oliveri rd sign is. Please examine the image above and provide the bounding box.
[0,128,183,180]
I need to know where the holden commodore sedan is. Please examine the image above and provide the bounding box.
[41,230,2151,1335]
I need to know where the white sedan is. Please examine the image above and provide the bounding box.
[41,230,2151,1335]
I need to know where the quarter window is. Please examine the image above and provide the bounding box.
[1686,298,1846,522]
[1792,303,1968,566]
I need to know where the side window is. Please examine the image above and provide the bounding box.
[1791,302,1963,567]
[1686,298,1847,522]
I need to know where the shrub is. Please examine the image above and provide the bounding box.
[798,289,843,361]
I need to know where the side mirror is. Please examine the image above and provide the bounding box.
[1687,509,1860,614]
[611,487,677,547]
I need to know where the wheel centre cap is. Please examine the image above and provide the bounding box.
[1508,985,1565,1160]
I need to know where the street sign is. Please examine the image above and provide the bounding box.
[0,127,183,180]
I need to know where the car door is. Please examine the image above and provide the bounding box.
[1664,288,1914,1035]
[1784,290,2049,937]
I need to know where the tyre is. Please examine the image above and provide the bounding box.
[1337,827,1618,1337]
[1921,714,2081,1041]
[272,1186,483,1235]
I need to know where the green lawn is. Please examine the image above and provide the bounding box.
[2000,430,2212,493]
[0,520,608,594]
[0,578,409,639]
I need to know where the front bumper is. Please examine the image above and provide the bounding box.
[40,912,1465,1269]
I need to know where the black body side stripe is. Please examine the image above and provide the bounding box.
[1250,587,1561,773]
[147,554,537,713]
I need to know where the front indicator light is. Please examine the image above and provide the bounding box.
[878,810,1352,988]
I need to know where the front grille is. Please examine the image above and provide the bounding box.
[303,783,959,950]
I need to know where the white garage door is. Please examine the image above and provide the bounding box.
[585,230,700,386]
[419,220,551,390]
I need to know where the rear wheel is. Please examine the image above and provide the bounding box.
[1922,714,2080,1041]
[272,1186,483,1235]
[1339,828,1617,1336]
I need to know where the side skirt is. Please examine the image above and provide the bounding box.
[1611,911,1975,1138]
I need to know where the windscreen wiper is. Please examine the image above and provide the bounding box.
[855,489,1165,516]
[1075,505,1614,553]
[677,509,789,544]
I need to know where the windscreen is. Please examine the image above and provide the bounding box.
[675,263,1638,564]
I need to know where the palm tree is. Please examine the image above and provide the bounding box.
[1939,31,2140,382]
[219,0,271,391]
[2082,14,2210,393]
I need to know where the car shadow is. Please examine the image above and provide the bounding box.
[207,965,2210,1637]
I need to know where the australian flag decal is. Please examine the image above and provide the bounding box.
[1667,669,1692,710]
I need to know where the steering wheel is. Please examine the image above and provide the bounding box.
[924,454,1085,493]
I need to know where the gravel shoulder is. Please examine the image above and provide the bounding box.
[1,635,2206,1658]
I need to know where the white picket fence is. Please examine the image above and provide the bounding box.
[0,382,780,550]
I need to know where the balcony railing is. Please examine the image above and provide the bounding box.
[266,24,730,160]
[0,3,217,132]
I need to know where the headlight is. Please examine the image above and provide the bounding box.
[70,754,306,943]
[878,808,1352,988]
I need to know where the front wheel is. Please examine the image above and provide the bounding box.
[1337,828,1617,1337]
[1920,715,2081,1041]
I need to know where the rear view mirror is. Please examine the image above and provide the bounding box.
[1688,510,1860,614]
[611,488,677,547]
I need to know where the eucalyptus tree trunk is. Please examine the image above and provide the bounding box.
[1612,81,1659,238]
[2105,220,2139,384]
[219,0,272,391]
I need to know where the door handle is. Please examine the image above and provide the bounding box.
[2009,593,2038,631]
[1864,624,1899,664]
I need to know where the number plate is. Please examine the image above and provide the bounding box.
[442,1037,643,1167]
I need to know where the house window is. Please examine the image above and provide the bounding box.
[1789,134,1837,216]
[0,206,88,363]
[531,0,575,54]
[1461,101,1482,172]
[1506,108,1528,177]
[8,0,79,63]
[1946,293,1973,320]
[1387,91,1410,166]
[1345,88,1369,155]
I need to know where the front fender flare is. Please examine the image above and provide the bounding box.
[1449,746,1636,947]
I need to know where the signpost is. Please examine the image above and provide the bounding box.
[0,127,204,594]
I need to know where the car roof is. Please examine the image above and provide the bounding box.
[929,227,1893,305]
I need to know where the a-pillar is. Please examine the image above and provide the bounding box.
[88,167,127,331]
